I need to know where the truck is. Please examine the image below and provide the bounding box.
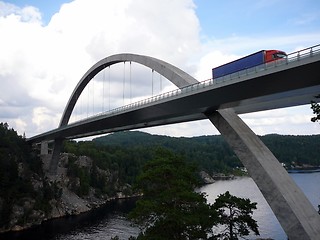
[212,50,287,79]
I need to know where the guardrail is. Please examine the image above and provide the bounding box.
[72,44,320,125]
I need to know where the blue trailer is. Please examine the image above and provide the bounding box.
[212,50,287,79]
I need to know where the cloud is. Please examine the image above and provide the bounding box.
[0,1,42,22]
[241,105,318,135]
[194,51,240,80]
[31,106,61,133]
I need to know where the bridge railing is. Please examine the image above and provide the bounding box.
[72,44,320,125]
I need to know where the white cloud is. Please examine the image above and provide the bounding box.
[0,1,42,22]
[241,105,319,135]
[143,120,219,137]
[32,106,60,133]
[194,50,240,81]
[14,118,27,135]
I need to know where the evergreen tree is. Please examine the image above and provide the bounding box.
[129,148,217,240]
[213,191,259,240]
[311,94,320,123]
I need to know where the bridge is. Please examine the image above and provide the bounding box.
[28,45,320,239]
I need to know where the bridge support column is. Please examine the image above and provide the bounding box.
[49,139,63,175]
[206,109,320,240]
[40,141,49,155]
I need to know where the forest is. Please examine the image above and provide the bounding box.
[0,123,57,228]
[92,130,320,172]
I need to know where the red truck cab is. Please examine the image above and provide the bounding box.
[264,50,287,63]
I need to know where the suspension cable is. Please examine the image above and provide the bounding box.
[123,62,126,105]
[108,66,110,111]
[130,61,132,103]
[152,69,154,96]
[87,83,89,118]
[160,73,162,93]
[103,66,105,112]
[75,92,78,122]
[92,77,94,116]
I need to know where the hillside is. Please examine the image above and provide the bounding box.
[0,123,137,233]
[93,131,320,170]
[93,131,237,174]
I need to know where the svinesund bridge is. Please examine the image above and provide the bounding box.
[28,45,320,239]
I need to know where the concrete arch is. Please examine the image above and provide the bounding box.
[59,53,199,127]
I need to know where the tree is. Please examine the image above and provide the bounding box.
[311,96,320,218]
[213,191,259,240]
[311,95,320,123]
[129,148,217,240]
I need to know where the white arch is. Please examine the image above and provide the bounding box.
[60,53,198,127]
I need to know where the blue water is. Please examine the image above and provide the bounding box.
[199,172,320,239]
[1,172,319,240]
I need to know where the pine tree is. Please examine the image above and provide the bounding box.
[129,148,217,240]
[213,191,259,239]
[311,94,320,123]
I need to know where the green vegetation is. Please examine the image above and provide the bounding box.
[94,131,240,174]
[213,191,259,239]
[311,95,320,123]
[128,148,217,239]
[94,131,320,171]
[62,140,151,196]
[310,95,320,216]
[127,149,259,240]
[262,134,320,167]
[0,123,59,228]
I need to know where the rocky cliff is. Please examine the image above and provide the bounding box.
[0,153,134,233]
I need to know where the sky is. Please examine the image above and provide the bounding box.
[1,0,320,138]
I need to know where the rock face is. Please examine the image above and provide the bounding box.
[199,171,215,184]
[0,153,134,233]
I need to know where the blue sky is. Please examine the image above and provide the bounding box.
[6,0,72,23]
[0,0,320,137]
[8,0,320,45]
[195,0,320,38]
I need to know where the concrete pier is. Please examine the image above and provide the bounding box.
[207,108,320,240]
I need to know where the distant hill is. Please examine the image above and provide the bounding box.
[93,131,320,171]
[261,134,320,167]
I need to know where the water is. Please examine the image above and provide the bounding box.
[200,177,286,239]
[1,172,319,240]
[0,199,140,240]
[199,172,320,239]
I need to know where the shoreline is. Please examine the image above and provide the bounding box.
[287,167,320,173]
[0,195,139,236]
